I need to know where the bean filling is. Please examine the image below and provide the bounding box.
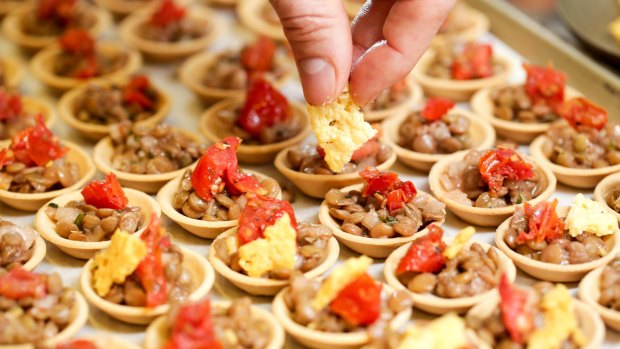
[286,142,393,175]
[398,110,471,154]
[202,50,288,91]
[75,83,158,125]
[0,220,38,271]
[218,106,303,145]
[599,258,620,311]
[0,158,80,194]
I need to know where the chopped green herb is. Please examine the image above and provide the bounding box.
[74,213,84,227]
[383,216,397,224]
[516,194,524,204]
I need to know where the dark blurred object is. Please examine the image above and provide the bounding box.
[557,0,620,65]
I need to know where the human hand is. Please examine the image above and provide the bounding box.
[270,0,456,106]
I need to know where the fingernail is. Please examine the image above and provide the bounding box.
[299,58,336,105]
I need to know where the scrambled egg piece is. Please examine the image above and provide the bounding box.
[565,193,617,238]
[238,213,297,278]
[528,284,586,349]
[311,255,372,311]
[396,313,469,349]
[91,230,147,297]
[609,17,620,44]
[307,88,377,173]
[443,226,475,260]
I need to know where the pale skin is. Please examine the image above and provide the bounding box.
[269,0,457,106]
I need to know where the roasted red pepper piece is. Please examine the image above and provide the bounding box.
[557,97,607,131]
[478,148,534,196]
[81,173,128,210]
[517,198,564,243]
[150,0,186,27]
[8,115,67,167]
[329,273,382,326]
[190,137,260,201]
[59,29,96,57]
[360,167,417,213]
[240,35,277,74]
[236,78,290,139]
[237,194,297,245]
[420,97,455,122]
[164,298,222,349]
[396,224,446,274]
[498,273,533,345]
[0,268,47,300]
[123,75,155,110]
[0,90,23,121]
[523,63,566,109]
[37,0,76,25]
[451,43,494,80]
[56,339,98,349]
[135,214,170,308]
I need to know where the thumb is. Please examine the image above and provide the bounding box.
[270,0,352,105]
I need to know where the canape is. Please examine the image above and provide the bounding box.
[118,0,221,61]
[94,0,191,19]
[236,0,285,42]
[209,194,339,295]
[200,79,309,164]
[80,215,215,324]
[35,173,161,260]
[275,132,397,199]
[0,268,89,348]
[93,122,205,193]
[363,313,488,349]
[319,168,446,258]
[272,256,413,349]
[0,56,23,89]
[362,78,423,122]
[471,63,581,143]
[467,275,604,349]
[180,36,291,102]
[2,0,110,52]
[30,29,142,93]
[144,297,285,349]
[0,219,46,271]
[55,336,141,349]
[432,3,489,46]
[0,118,96,211]
[158,137,281,238]
[429,147,556,226]
[412,43,512,101]
[495,195,619,282]
[58,75,170,140]
[530,97,620,188]
[0,89,56,140]
[384,225,516,315]
[594,171,620,221]
[578,258,620,332]
[381,97,495,171]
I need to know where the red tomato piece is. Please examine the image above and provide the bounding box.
[557,97,607,131]
[81,173,128,210]
[58,29,96,57]
[190,137,260,201]
[56,339,98,349]
[350,138,381,162]
[37,0,76,25]
[523,63,566,109]
[498,273,533,345]
[0,90,23,121]
[237,194,297,245]
[123,75,155,110]
[478,148,534,196]
[396,224,446,274]
[9,115,67,167]
[420,97,455,122]
[135,214,170,308]
[236,78,290,139]
[360,167,417,213]
[451,43,494,80]
[0,268,47,300]
[164,298,222,349]
[517,198,564,244]
[240,35,277,74]
[150,0,186,27]
[329,273,382,326]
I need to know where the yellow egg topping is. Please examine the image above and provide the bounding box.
[443,226,476,260]
[565,193,617,238]
[396,313,469,349]
[90,230,147,297]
